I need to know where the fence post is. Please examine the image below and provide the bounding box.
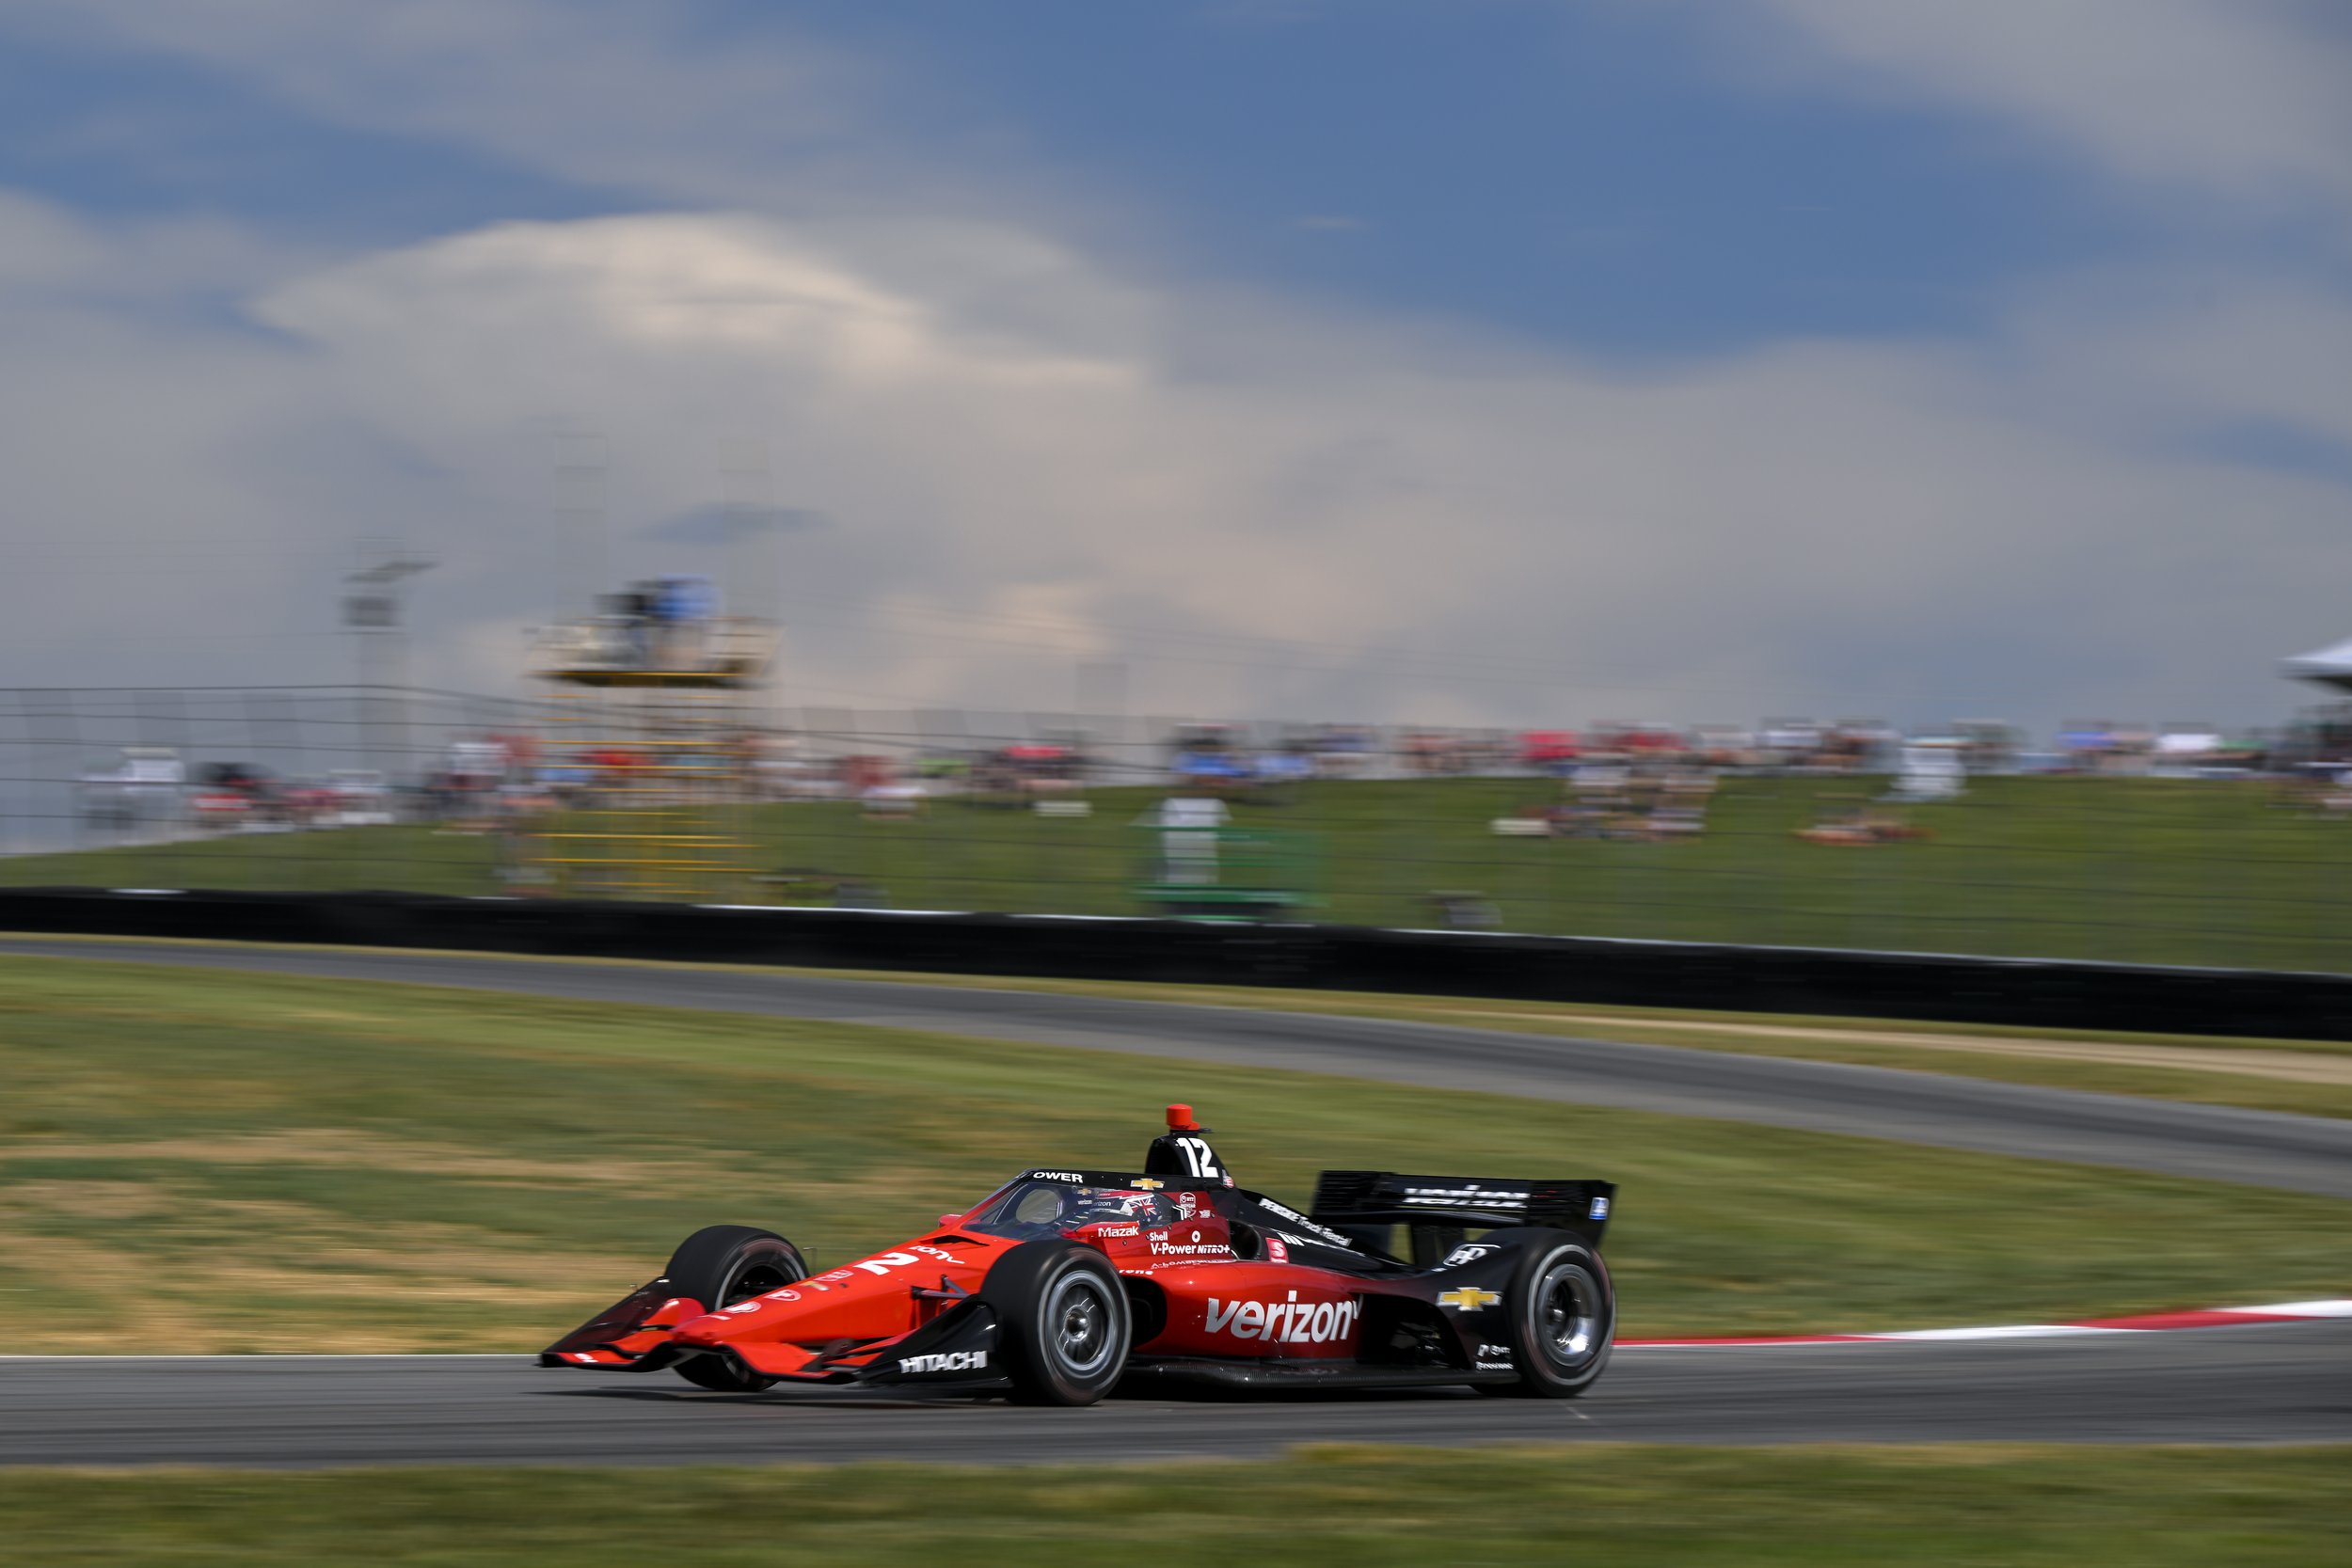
[25,689,76,863]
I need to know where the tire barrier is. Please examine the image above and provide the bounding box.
[3,886,2348,1041]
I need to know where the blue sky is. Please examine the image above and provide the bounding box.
[814,0,2153,356]
[0,1,2214,354]
[0,0,2346,728]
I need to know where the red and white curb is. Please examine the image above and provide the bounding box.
[1620,1298,2352,1348]
[1,1302,2343,1363]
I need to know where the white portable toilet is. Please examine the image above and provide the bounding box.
[1889,739,1965,801]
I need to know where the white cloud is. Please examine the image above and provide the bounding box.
[4,195,2344,731]
[0,2,2345,734]
[1744,0,2352,230]
[1,0,938,213]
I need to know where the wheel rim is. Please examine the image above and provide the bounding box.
[1534,1259,1605,1370]
[1043,1271,1117,1377]
[720,1253,800,1308]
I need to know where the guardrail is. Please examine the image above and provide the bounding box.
[4,887,2347,1042]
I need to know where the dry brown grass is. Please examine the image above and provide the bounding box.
[1439,1009,2352,1085]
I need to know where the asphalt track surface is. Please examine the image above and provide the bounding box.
[7,1323,2350,1465]
[3,936,2348,1463]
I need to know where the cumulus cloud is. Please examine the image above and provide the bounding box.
[1742,0,2352,233]
[0,1,2345,732]
[3,193,2343,729]
[0,0,996,223]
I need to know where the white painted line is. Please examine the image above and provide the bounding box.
[1622,1297,2352,1349]
[1870,1325,2126,1341]
[8,1302,2345,1363]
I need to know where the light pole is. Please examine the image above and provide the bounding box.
[343,550,436,782]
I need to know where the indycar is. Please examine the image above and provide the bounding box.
[544,1105,1616,1404]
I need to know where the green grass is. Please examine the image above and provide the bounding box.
[758,965,2352,1118]
[31,933,2352,1119]
[7,1448,2348,1565]
[1,956,2346,1354]
[16,774,2352,972]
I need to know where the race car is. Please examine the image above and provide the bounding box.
[542,1105,1616,1404]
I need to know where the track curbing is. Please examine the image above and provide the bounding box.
[1617,1297,2352,1347]
[4,1302,2344,1361]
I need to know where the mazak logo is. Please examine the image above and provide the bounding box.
[1438,1287,1502,1311]
[1205,1292,1361,1345]
[898,1351,988,1374]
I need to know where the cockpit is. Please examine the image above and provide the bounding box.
[960,1178,1185,1242]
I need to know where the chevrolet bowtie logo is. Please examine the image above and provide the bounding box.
[1134,1178,1164,1189]
[1438,1287,1502,1311]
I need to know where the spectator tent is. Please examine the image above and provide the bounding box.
[2281,637,2352,692]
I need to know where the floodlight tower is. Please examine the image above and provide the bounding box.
[343,545,436,778]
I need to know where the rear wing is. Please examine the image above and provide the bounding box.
[1311,1170,1615,1265]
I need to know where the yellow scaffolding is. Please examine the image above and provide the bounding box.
[524,622,775,899]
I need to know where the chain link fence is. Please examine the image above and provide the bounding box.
[5,684,2350,974]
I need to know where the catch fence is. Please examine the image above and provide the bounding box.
[6,684,2351,975]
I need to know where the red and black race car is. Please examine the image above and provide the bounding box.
[543,1106,1616,1404]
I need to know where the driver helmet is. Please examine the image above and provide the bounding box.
[1009,1184,1161,1231]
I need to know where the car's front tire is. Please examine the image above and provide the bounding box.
[1486,1229,1613,1398]
[985,1241,1130,1406]
[660,1224,807,1392]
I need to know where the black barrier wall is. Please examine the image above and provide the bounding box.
[3,887,2349,1041]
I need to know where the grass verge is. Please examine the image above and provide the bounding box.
[6,1447,2348,1566]
[19,773,2352,972]
[1,955,2347,1353]
[22,931,2352,1119]
[762,964,2352,1119]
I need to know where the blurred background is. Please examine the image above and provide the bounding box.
[3,3,2349,1561]
[2,0,2347,982]
[17,670,2352,971]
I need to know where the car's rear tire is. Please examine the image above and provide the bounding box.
[660,1225,807,1392]
[985,1241,1129,1406]
[1486,1230,1613,1399]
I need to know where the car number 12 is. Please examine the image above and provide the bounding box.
[1169,1137,1221,1180]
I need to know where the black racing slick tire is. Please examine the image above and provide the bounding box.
[984,1241,1130,1406]
[1486,1229,1613,1399]
[660,1225,808,1393]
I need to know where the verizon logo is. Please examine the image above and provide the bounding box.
[1205,1293,1361,1344]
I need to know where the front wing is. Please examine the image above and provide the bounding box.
[539,1278,1011,1394]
